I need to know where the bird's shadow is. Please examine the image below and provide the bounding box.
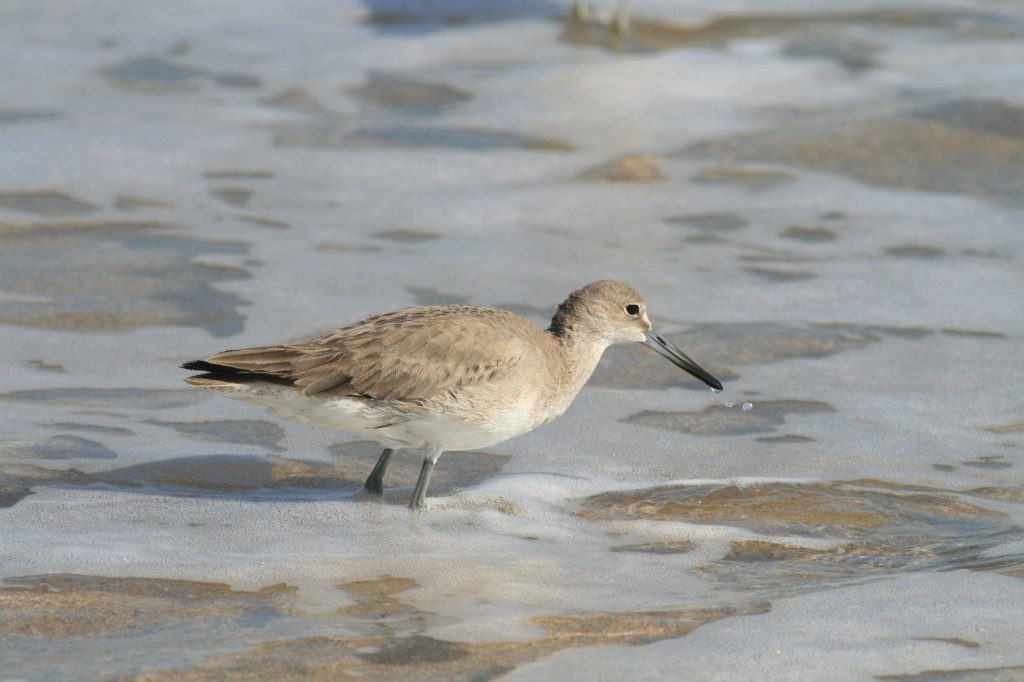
[2,442,511,508]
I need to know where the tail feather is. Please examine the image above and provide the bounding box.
[181,360,231,373]
[181,359,294,386]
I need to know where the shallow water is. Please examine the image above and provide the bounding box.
[2,0,1023,680]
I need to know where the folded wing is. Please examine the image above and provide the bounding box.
[183,306,538,402]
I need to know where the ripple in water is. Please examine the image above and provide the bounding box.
[579,480,1024,597]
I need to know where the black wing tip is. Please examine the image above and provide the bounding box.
[181,359,244,374]
[181,359,295,387]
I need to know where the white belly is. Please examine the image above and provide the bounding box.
[200,381,541,452]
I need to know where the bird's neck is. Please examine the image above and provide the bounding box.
[548,326,609,397]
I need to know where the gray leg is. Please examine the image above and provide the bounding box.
[364,448,395,496]
[409,449,442,510]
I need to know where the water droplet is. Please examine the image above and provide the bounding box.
[711,387,722,393]
[724,401,734,408]
[742,402,753,412]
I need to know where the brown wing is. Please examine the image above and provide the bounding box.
[188,306,542,401]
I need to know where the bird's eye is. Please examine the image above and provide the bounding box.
[625,303,641,316]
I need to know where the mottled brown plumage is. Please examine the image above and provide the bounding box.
[186,306,543,402]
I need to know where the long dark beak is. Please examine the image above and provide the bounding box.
[641,330,723,392]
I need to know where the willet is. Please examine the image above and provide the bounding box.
[182,280,721,509]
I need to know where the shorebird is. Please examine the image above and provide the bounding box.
[182,280,721,509]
